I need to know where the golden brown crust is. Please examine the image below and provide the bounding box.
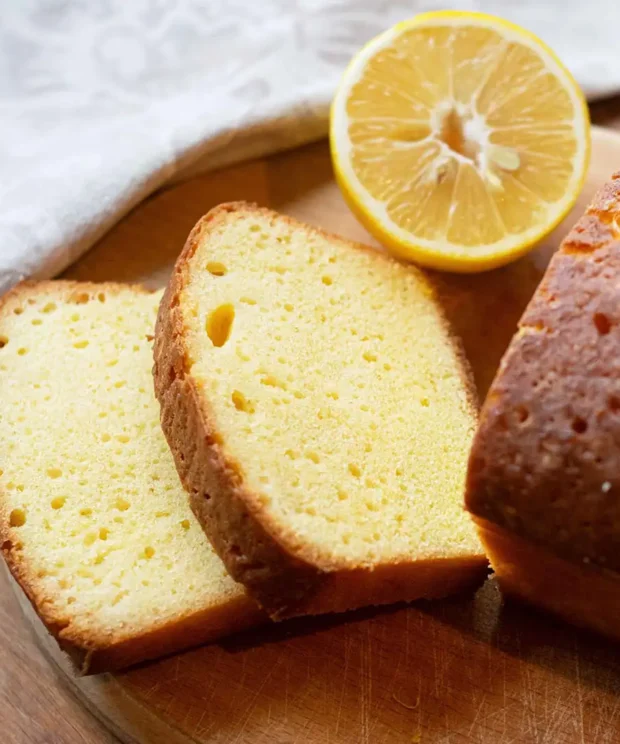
[61,593,262,674]
[153,202,484,619]
[466,173,620,630]
[0,280,262,674]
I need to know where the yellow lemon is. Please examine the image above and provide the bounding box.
[330,11,590,272]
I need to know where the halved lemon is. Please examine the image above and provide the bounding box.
[330,11,590,272]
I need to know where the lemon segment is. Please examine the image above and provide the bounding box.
[330,11,591,272]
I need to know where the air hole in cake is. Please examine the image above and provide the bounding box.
[232,390,255,413]
[51,496,66,510]
[9,509,26,527]
[0,336,8,349]
[260,374,284,389]
[594,312,612,335]
[348,463,361,478]
[206,262,227,276]
[206,304,235,347]
[13,307,23,315]
[609,395,620,413]
[322,275,333,286]
[47,467,62,479]
[572,416,588,434]
[17,348,28,356]
[516,405,530,424]
[42,302,57,313]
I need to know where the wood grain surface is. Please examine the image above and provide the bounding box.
[2,119,620,744]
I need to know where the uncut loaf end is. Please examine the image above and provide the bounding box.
[466,173,620,639]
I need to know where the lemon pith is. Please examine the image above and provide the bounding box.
[330,11,591,272]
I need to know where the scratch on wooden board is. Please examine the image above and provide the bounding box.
[386,650,403,703]
[231,655,283,744]
[163,689,177,718]
[238,653,248,692]
[431,619,443,698]
[360,624,372,744]
[405,608,411,661]
[515,624,541,744]
[524,662,541,742]
[588,673,610,744]
[540,690,570,744]
[141,681,161,700]
[466,694,487,737]
[283,663,289,724]
[192,708,208,737]
[574,644,586,744]
[603,693,620,744]
[334,636,351,737]
[603,684,620,744]
[392,691,419,711]
[501,649,508,739]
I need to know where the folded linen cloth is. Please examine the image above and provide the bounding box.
[2,0,619,293]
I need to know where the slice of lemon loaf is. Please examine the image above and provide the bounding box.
[0,281,260,673]
[466,173,620,639]
[154,203,487,619]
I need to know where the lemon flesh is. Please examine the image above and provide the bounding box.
[330,11,591,272]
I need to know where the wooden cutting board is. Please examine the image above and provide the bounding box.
[15,125,620,744]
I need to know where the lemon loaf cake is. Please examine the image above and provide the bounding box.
[466,173,620,638]
[154,203,487,619]
[0,281,260,673]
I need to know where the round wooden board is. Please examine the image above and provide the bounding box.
[18,126,620,744]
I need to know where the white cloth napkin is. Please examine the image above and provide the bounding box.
[2,0,620,293]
